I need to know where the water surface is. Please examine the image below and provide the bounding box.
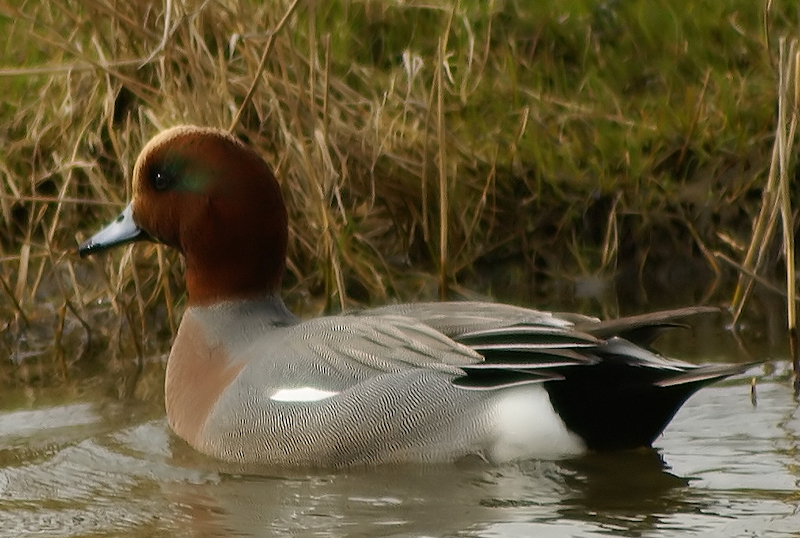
[0,363,797,538]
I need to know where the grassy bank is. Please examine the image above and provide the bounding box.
[1,1,798,388]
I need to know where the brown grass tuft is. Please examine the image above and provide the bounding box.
[1,1,798,388]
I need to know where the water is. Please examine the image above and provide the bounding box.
[0,364,797,538]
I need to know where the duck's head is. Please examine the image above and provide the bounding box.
[79,126,288,305]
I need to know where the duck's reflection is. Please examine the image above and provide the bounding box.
[560,449,688,508]
[163,439,697,538]
[555,449,700,534]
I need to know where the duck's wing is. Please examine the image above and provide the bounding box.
[363,302,753,390]
[573,306,719,348]
[365,302,717,346]
[353,302,607,383]
[280,314,479,379]
[358,301,593,337]
[273,305,603,389]
[304,302,753,394]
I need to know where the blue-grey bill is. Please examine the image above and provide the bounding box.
[78,203,149,257]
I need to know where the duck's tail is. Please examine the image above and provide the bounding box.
[453,307,759,451]
[541,357,755,451]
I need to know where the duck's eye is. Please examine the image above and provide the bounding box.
[151,169,176,192]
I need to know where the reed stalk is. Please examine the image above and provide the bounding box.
[731,36,799,387]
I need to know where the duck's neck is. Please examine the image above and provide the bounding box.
[186,294,298,339]
[184,250,285,306]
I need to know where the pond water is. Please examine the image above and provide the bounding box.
[0,361,797,538]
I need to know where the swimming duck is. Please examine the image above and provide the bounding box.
[79,125,753,466]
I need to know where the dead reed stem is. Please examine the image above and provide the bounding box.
[778,43,800,388]
[732,36,799,386]
[228,0,303,133]
[436,6,456,300]
[436,36,448,300]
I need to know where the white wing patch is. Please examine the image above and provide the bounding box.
[270,387,339,402]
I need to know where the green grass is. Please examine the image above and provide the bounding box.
[0,0,798,389]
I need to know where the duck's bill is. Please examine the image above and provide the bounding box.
[78,203,150,257]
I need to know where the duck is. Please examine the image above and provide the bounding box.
[79,125,754,467]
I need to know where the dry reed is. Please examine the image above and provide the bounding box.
[730,36,800,387]
[0,1,797,390]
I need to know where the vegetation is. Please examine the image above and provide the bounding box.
[1,0,798,390]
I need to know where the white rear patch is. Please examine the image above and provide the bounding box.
[489,385,586,462]
[270,387,338,402]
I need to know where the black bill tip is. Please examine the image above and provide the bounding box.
[78,204,150,257]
